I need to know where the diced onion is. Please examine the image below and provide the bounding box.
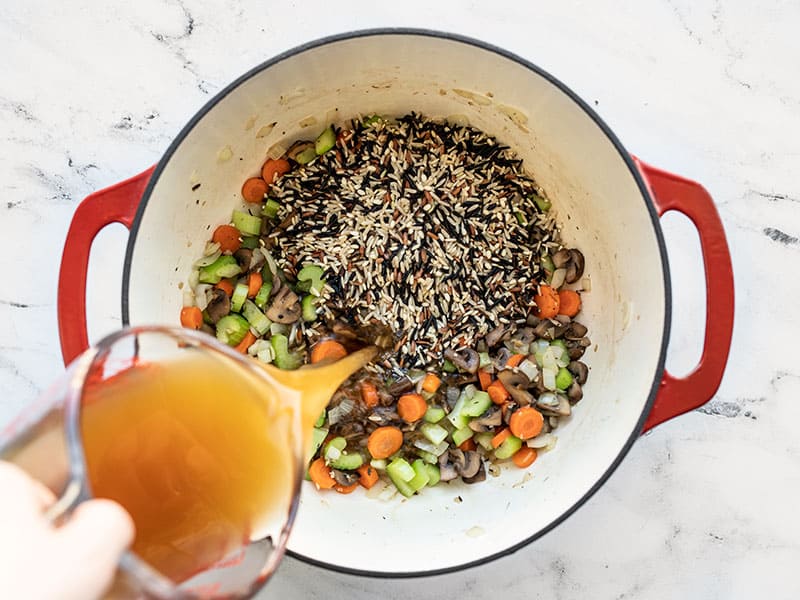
[542,368,557,391]
[413,438,449,457]
[581,276,591,292]
[527,433,557,450]
[182,291,194,308]
[542,348,557,371]
[327,397,355,425]
[193,249,222,268]
[204,241,221,257]
[188,269,200,289]
[518,359,538,382]
[324,446,341,462]
[193,284,212,311]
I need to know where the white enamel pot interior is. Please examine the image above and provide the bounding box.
[123,31,669,576]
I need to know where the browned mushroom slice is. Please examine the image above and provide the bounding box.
[331,469,360,487]
[205,288,231,324]
[567,382,583,404]
[497,370,534,406]
[459,451,482,480]
[506,327,536,354]
[468,407,503,431]
[234,248,267,274]
[552,248,571,269]
[536,392,571,417]
[462,458,486,484]
[565,322,588,340]
[443,348,480,373]
[485,324,511,348]
[438,452,459,482]
[265,286,301,323]
[566,249,585,283]
[568,361,589,385]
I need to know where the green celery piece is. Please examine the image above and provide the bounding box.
[387,457,415,482]
[325,437,347,454]
[263,199,280,219]
[199,255,240,284]
[556,368,573,390]
[363,114,383,126]
[215,314,250,346]
[452,427,474,447]
[532,193,551,212]
[301,295,318,322]
[254,282,273,309]
[423,406,446,424]
[408,459,431,492]
[239,236,259,249]
[478,352,492,368]
[242,300,271,335]
[420,422,448,446]
[425,463,441,487]
[297,264,325,296]
[370,458,387,470]
[231,210,262,236]
[446,391,471,430]
[474,431,495,451]
[541,254,555,282]
[329,452,363,471]
[495,434,523,459]
[416,450,439,465]
[442,359,457,373]
[462,390,491,417]
[295,146,317,165]
[231,282,249,313]
[314,410,326,428]
[315,125,336,155]
[270,334,303,370]
[309,427,328,458]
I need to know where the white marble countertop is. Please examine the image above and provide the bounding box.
[2,1,799,598]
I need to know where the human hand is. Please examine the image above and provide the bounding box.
[0,461,134,600]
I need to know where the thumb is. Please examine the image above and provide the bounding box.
[55,499,135,600]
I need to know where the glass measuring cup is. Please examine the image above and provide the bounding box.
[0,325,374,599]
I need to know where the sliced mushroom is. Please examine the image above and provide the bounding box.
[554,315,571,326]
[526,314,541,327]
[552,249,571,269]
[388,376,414,396]
[579,336,592,348]
[233,248,266,273]
[536,392,571,417]
[532,319,554,340]
[448,449,466,475]
[444,348,480,374]
[336,421,365,439]
[566,249,585,284]
[468,407,503,431]
[567,342,586,360]
[485,324,511,348]
[459,451,482,480]
[331,468,360,487]
[367,406,400,425]
[497,370,534,406]
[494,347,512,368]
[565,322,588,340]
[265,286,301,323]
[532,372,548,395]
[567,382,583,404]
[568,361,589,385]
[438,452,459,482]
[502,400,519,425]
[205,288,230,324]
[505,327,536,354]
[200,323,215,337]
[462,460,486,484]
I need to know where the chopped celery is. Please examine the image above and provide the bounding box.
[270,334,302,370]
[478,352,492,368]
[420,422,448,446]
[240,236,259,249]
[242,300,271,335]
[474,431,495,451]
[532,193,551,212]
[446,390,471,430]
[297,264,325,296]
[386,457,415,482]
[324,436,346,459]
[301,295,318,322]
[295,146,317,165]
[330,451,363,471]
[425,464,441,487]
[370,458,387,470]
[231,210,262,236]
[462,390,491,418]
[309,426,328,458]
[423,406,446,424]
[495,434,523,459]
[199,255,241,284]
[541,254,555,282]
[416,450,439,465]
[254,282,273,309]
[231,282,249,312]
[442,359,457,373]
[363,114,384,126]
[515,211,528,226]
[215,314,250,346]
[314,410,326,428]
[556,368,573,390]
[262,199,280,219]
[452,427,474,447]
[315,125,336,155]
[408,459,431,492]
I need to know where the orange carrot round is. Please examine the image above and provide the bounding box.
[334,482,359,494]
[310,340,348,364]
[241,177,268,203]
[234,331,257,354]
[308,458,336,489]
[421,373,442,394]
[212,224,241,254]
[180,306,203,330]
[367,426,403,459]
[247,272,263,298]
[360,381,379,408]
[533,284,560,319]
[491,428,511,449]
[512,447,538,468]
[509,406,544,440]
[397,393,428,423]
[487,380,510,405]
[357,464,380,489]
[215,279,235,297]
[261,158,291,184]
[557,289,582,317]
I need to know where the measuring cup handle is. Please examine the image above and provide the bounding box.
[58,167,154,365]
[633,157,735,432]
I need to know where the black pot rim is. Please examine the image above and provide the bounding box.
[122,27,672,579]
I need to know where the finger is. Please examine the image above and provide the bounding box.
[55,499,135,599]
[0,462,57,522]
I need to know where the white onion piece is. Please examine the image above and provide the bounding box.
[550,268,567,290]
[270,323,289,336]
[550,345,564,360]
[204,241,221,257]
[182,291,195,308]
[327,397,355,425]
[267,142,287,160]
[542,368,557,391]
[188,269,200,289]
[581,276,591,292]
[527,433,557,450]
[542,348,557,371]
[413,438,449,457]
[193,284,212,311]
[193,249,222,268]
[518,359,538,382]
[324,446,341,461]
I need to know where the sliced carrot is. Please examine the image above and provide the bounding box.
[478,368,492,391]
[533,284,560,319]
[215,279,235,297]
[367,426,403,459]
[397,393,427,423]
[360,381,379,408]
[487,380,510,405]
[512,447,538,468]
[241,177,268,203]
[234,331,257,354]
[557,289,582,317]
[357,464,380,489]
[334,482,359,494]
[212,224,241,254]
[308,458,336,489]
[247,272,263,298]
[310,340,348,364]
[491,428,511,449]
[458,438,477,451]
[509,406,544,440]
[261,158,291,184]
[421,373,442,394]
[506,354,525,368]
[180,306,203,330]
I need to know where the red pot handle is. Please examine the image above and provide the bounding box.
[57,167,155,366]
[633,158,734,432]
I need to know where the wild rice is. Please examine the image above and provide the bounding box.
[265,114,562,370]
